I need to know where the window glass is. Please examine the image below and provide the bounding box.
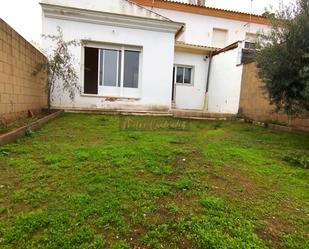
[118,51,122,87]
[176,67,184,83]
[123,51,139,88]
[184,67,192,84]
[102,49,118,87]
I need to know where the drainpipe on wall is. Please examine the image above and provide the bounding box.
[203,51,213,112]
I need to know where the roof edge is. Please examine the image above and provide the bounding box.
[175,41,217,55]
[130,0,270,25]
[41,2,184,34]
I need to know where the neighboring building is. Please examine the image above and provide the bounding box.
[41,0,270,114]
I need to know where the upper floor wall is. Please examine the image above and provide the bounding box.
[131,0,270,48]
[153,8,268,48]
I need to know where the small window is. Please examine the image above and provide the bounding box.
[176,67,184,83]
[184,68,192,84]
[175,66,193,85]
[212,28,228,48]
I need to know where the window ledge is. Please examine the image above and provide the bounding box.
[80,93,141,101]
[175,83,194,86]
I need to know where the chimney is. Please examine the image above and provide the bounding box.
[188,0,206,6]
[197,0,205,6]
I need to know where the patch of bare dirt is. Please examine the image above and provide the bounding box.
[207,166,263,200]
[256,215,297,248]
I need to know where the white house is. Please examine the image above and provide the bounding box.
[41,0,269,114]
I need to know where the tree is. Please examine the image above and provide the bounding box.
[33,27,81,110]
[255,0,309,115]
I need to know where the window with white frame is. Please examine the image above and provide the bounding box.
[175,65,193,85]
[84,45,141,95]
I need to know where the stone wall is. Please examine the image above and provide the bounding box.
[239,62,309,131]
[0,19,47,124]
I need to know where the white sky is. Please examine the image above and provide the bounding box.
[0,0,294,44]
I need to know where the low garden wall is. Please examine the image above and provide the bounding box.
[239,62,308,131]
[0,19,47,125]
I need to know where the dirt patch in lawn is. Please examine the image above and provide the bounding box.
[256,216,296,248]
[206,165,300,247]
[207,165,263,199]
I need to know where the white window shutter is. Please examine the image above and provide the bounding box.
[212,29,228,48]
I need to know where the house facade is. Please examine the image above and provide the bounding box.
[41,0,269,114]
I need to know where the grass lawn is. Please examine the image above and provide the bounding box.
[0,113,308,249]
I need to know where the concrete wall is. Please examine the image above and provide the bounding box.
[150,8,268,48]
[239,62,309,131]
[173,51,208,110]
[0,19,47,124]
[207,43,243,114]
[42,12,176,111]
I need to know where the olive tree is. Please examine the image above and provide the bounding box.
[34,27,81,110]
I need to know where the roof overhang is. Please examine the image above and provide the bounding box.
[212,41,240,56]
[41,3,184,34]
[175,41,217,55]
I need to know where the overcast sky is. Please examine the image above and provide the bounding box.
[0,0,294,44]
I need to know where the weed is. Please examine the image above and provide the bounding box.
[200,196,225,210]
[43,154,64,165]
[110,240,130,249]
[175,177,194,190]
[166,203,179,214]
[283,153,308,169]
[25,128,35,137]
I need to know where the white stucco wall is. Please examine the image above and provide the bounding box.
[150,8,268,48]
[173,51,208,110]
[207,43,243,114]
[42,16,176,111]
[42,0,169,21]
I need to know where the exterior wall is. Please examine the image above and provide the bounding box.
[207,44,243,114]
[239,63,309,131]
[173,51,208,110]
[42,17,176,111]
[150,8,268,48]
[0,19,47,124]
[42,0,169,21]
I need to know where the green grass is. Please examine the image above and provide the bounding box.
[0,113,308,249]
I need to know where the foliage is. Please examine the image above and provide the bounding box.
[0,114,308,248]
[283,153,308,169]
[255,0,309,114]
[25,128,35,137]
[33,27,80,109]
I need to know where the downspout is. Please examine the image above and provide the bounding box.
[203,51,213,111]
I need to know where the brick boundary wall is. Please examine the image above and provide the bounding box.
[0,19,47,125]
[239,62,309,131]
